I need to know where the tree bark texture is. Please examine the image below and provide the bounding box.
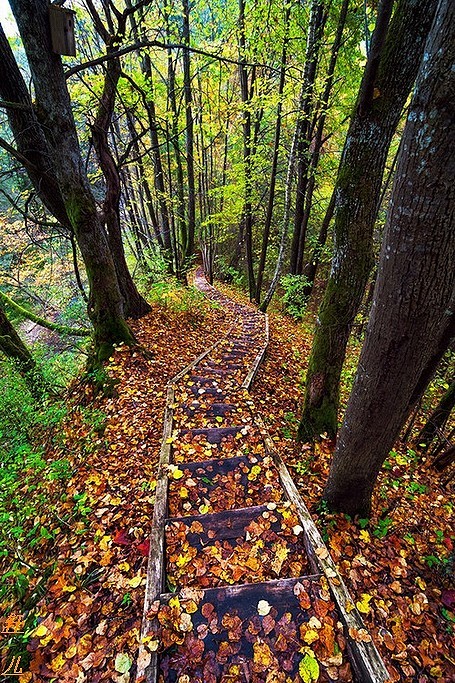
[91,53,150,318]
[289,0,327,276]
[9,0,134,358]
[238,0,256,300]
[299,0,439,441]
[254,4,291,304]
[182,0,196,258]
[323,0,455,516]
[0,24,69,229]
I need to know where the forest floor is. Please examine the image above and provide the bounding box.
[1,281,454,682]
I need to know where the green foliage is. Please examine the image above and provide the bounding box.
[148,280,212,323]
[373,517,393,539]
[0,353,79,608]
[280,275,310,319]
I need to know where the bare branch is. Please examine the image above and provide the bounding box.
[65,40,275,78]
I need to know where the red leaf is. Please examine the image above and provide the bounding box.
[442,589,455,608]
[113,529,131,546]
[137,539,150,556]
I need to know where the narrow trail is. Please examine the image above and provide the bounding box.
[136,269,389,683]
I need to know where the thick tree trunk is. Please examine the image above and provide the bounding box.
[8,0,134,359]
[0,25,69,229]
[91,54,150,319]
[323,0,455,516]
[299,0,438,440]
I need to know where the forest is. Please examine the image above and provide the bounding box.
[0,0,454,681]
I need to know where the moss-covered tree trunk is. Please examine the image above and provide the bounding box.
[9,0,134,360]
[299,0,438,441]
[323,0,455,515]
[0,304,47,397]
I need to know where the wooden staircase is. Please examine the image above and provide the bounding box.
[136,269,390,683]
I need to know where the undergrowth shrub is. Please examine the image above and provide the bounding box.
[280,274,310,319]
[0,351,81,612]
[148,280,215,323]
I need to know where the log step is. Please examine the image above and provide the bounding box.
[151,576,354,683]
[188,384,224,398]
[180,401,236,419]
[167,454,283,517]
[178,426,246,444]
[165,503,312,589]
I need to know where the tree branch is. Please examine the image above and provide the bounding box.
[65,40,274,78]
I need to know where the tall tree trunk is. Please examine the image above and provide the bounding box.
[298,0,350,287]
[127,3,172,254]
[91,55,150,318]
[182,0,196,258]
[323,0,455,516]
[8,0,134,359]
[166,16,188,273]
[254,4,291,304]
[289,0,327,276]
[238,0,256,300]
[259,106,303,313]
[299,0,438,441]
[302,189,336,298]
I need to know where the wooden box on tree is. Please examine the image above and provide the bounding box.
[48,4,76,56]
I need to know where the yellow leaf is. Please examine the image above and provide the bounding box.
[172,468,184,480]
[34,624,48,637]
[299,652,320,682]
[359,530,370,543]
[356,593,373,614]
[253,640,273,667]
[303,629,319,645]
[99,535,111,551]
[50,653,66,672]
[257,600,271,616]
[128,575,142,588]
[271,543,289,574]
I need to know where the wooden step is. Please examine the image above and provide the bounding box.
[150,576,356,683]
[164,503,312,590]
[178,426,246,444]
[167,454,283,517]
[172,426,266,464]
